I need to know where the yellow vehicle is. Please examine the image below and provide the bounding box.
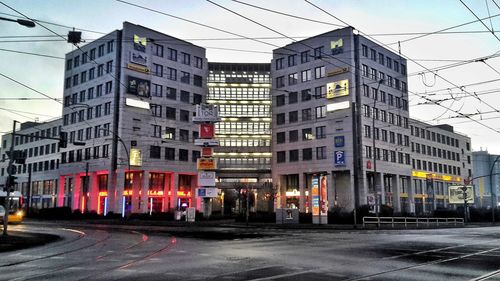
[0,191,24,224]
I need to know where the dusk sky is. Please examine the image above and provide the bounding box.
[1,0,500,153]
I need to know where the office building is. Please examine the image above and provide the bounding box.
[472,150,500,208]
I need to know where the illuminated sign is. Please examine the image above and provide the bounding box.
[334,136,345,147]
[286,189,300,197]
[193,104,220,123]
[133,34,147,52]
[127,63,149,74]
[130,51,148,66]
[148,190,164,196]
[177,191,191,197]
[197,158,217,170]
[198,171,216,187]
[319,175,328,217]
[330,38,343,55]
[194,139,220,147]
[334,151,345,166]
[201,147,213,157]
[312,176,319,216]
[125,98,150,109]
[412,171,461,182]
[449,185,474,204]
[200,123,215,139]
[327,67,349,77]
[196,187,219,198]
[326,79,349,99]
[127,76,151,97]
[129,148,142,166]
[326,101,350,112]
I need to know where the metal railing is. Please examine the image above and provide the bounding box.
[362,216,464,228]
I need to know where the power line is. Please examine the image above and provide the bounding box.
[460,0,500,43]
[0,72,61,103]
[0,107,56,118]
[0,47,64,60]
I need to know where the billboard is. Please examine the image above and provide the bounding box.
[334,136,345,147]
[197,171,216,187]
[334,151,345,166]
[201,147,213,157]
[193,104,220,122]
[194,139,219,147]
[326,79,349,99]
[133,34,147,52]
[196,188,219,198]
[312,175,328,219]
[199,123,215,139]
[319,175,328,216]
[330,38,343,55]
[130,51,148,66]
[127,76,150,98]
[197,158,217,170]
[312,176,319,216]
[129,148,142,166]
[449,185,474,204]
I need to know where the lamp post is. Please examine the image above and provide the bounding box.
[0,16,35,28]
[372,79,384,217]
[489,155,500,223]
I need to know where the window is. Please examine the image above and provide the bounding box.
[362,65,369,77]
[315,106,326,119]
[90,48,96,60]
[194,56,203,69]
[314,66,325,79]
[194,75,202,87]
[362,44,368,57]
[179,149,188,161]
[105,81,112,94]
[386,57,392,69]
[314,46,324,59]
[153,43,163,57]
[315,126,326,139]
[388,94,394,106]
[165,127,175,140]
[166,107,176,120]
[151,104,162,117]
[181,71,190,84]
[289,130,298,142]
[107,40,114,53]
[301,69,312,82]
[364,125,371,138]
[277,132,285,144]
[153,63,163,77]
[316,146,327,160]
[98,44,104,57]
[80,71,87,84]
[166,87,176,100]
[276,113,285,125]
[73,74,79,86]
[181,52,190,65]
[104,102,111,115]
[276,95,285,107]
[371,68,377,80]
[165,148,175,160]
[95,104,102,118]
[106,60,113,73]
[289,150,299,162]
[88,68,95,80]
[301,50,310,63]
[276,76,285,88]
[288,92,298,104]
[363,104,370,117]
[180,91,190,103]
[378,53,385,65]
[302,128,312,140]
[370,49,376,61]
[366,146,372,158]
[303,148,312,160]
[180,129,189,142]
[288,73,299,85]
[150,146,161,159]
[288,54,297,67]
[193,94,202,104]
[275,58,284,70]
[314,86,325,98]
[152,83,163,97]
[277,151,286,163]
[168,67,177,80]
[301,89,311,101]
[168,48,177,61]
[302,108,312,121]
[87,87,94,100]
[381,129,387,141]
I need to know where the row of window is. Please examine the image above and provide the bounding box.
[151,64,203,87]
[413,179,448,195]
[276,126,327,144]
[208,73,270,84]
[276,147,328,162]
[363,104,409,127]
[150,105,191,122]
[363,125,410,146]
[63,103,112,125]
[218,105,271,117]
[275,106,327,125]
[61,145,110,163]
[208,87,270,101]
[150,146,200,162]
[275,46,326,70]
[362,65,407,92]
[275,66,326,88]
[411,142,464,162]
[218,139,271,147]
[364,146,411,165]
[151,125,198,141]
[362,84,408,110]
[64,123,111,143]
[151,44,203,69]
[66,40,114,71]
[64,81,113,107]
[410,125,465,149]
[361,44,406,75]
[12,126,60,146]
[216,122,271,135]
[1,159,60,176]
[65,61,113,89]
[218,157,271,167]
[412,158,462,176]
[151,85,202,103]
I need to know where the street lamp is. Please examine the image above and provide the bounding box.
[372,79,384,217]
[489,155,500,223]
[0,16,35,28]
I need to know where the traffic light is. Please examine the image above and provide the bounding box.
[4,175,17,192]
[13,150,26,165]
[59,131,68,148]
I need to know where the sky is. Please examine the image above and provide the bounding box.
[1,0,500,153]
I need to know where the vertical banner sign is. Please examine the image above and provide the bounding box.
[199,123,215,139]
[320,175,328,217]
[201,147,213,157]
[312,176,319,216]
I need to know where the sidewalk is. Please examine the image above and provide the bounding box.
[0,231,60,253]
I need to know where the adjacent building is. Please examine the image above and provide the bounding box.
[472,150,500,208]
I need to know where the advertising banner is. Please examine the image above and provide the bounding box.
[196,188,219,198]
[129,148,142,166]
[198,171,216,187]
[334,151,345,166]
[127,76,151,98]
[200,123,215,139]
[334,136,345,147]
[201,147,213,157]
[130,51,148,66]
[326,79,349,99]
[319,175,328,216]
[197,158,217,170]
[194,139,219,147]
[449,185,474,204]
[133,34,147,52]
[330,38,343,55]
[193,104,220,122]
[312,176,319,216]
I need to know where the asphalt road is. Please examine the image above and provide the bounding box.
[2,222,500,280]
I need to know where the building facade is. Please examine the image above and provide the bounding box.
[472,150,500,208]
[207,63,272,212]
[271,27,412,215]
[59,22,207,215]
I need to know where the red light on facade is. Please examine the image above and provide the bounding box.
[177,191,192,197]
[148,190,164,196]
[123,190,133,196]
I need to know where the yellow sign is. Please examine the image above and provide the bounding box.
[412,171,461,182]
[129,148,142,166]
[326,79,349,99]
[327,67,349,77]
[197,158,217,170]
[134,35,147,47]
[127,63,149,74]
[330,39,343,55]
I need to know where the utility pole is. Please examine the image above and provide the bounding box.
[84,162,89,212]
[372,79,384,217]
[461,185,468,223]
[246,186,250,226]
[489,155,500,224]
[27,168,32,216]
[3,120,18,236]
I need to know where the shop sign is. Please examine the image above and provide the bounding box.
[193,104,220,122]
[285,189,300,197]
[194,139,219,147]
[198,171,216,187]
[197,158,217,170]
[125,98,150,109]
[334,136,345,147]
[201,147,213,157]
[312,176,319,216]
[326,101,350,112]
[196,188,219,198]
[133,34,147,52]
[200,123,215,139]
[129,148,142,166]
[327,67,349,77]
[448,185,474,204]
[330,38,343,55]
[130,51,148,66]
[334,151,345,166]
[127,63,150,74]
[326,79,349,99]
[127,76,151,97]
[319,175,328,216]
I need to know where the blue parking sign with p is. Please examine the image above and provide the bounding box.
[334,151,345,166]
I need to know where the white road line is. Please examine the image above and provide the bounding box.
[470,269,500,281]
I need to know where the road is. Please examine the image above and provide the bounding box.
[2,222,500,280]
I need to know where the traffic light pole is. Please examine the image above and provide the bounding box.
[3,120,17,236]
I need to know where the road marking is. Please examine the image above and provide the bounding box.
[247,269,316,281]
[470,269,500,281]
[61,228,86,236]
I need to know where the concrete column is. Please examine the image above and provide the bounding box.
[88,172,98,212]
[131,172,142,213]
[379,172,385,205]
[328,172,335,211]
[109,169,125,215]
[299,173,305,213]
[163,173,172,212]
[361,173,369,205]
[57,176,65,207]
[408,177,416,214]
[392,175,401,213]
[172,173,179,210]
[72,174,81,211]
[141,171,150,213]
